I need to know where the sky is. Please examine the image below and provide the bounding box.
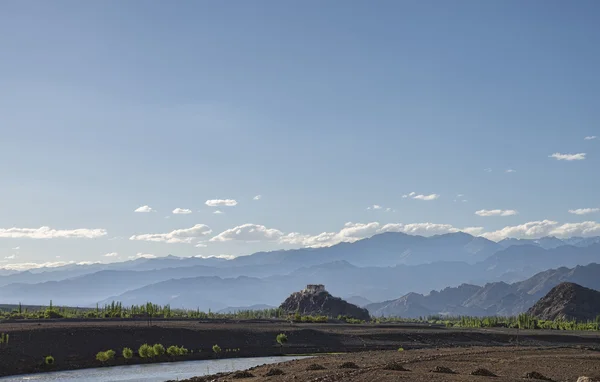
[1,1,599,270]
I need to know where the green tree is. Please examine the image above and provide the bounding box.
[212,344,222,357]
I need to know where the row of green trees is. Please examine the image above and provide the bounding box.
[375,313,600,331]
[0,301,286,321]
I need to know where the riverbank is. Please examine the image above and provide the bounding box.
[0,320,599,377]
[173,347,600,382]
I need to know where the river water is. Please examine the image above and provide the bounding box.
[0,356,307,382]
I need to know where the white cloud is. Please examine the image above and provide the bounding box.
[12,246,20,250]
[213,210,223,214]
[505,169,516,173]
[550,221,600,238]
[104,252,119,257]
[413,194,440,201]
[367,205,383,210]
[172,208,192,215]
[479,220,600,241]
[130,253,156,259]
[0,261,75,271]
[77,261,100,265]
[129,224,212,244]
[210,224,284,242]
[205,199,238,207]
[134,205,155,213]
[549,153,586,161]
[0,226,107,239]
[484,168,492,172]
[194,254,235,260]
[569,208,599,215]
[475,209,518,217]
[4,255,16,260]
[385,207,393,212]
[253,195,262,200]
[195,243,207,248]
[584,136,597,140]
[482,220,599,240]
[481,220,558,241]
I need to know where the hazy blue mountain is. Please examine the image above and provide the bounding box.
[498,236,600,250]
[367,263,600,318]
[345,296,372,307]
[99,276,285,312]
[1,234,599,309]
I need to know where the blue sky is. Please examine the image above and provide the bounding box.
[1,1,599,269]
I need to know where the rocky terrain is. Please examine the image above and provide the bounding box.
[280,285,371,321]
[175,347,600,382]
[528,282,600,321]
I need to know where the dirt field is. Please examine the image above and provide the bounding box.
[177,347,600,382]
[1,319,600,377]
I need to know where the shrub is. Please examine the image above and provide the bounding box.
[339,362,359,369]
[397,347,404,352]
[138,343,155,358]
[167,345,179,356]
[122,347,133,359]
[276,333,288,346]
[153,343,165,356]
[44,355,55,366]
[96,349,115,363]
[96,352,109,362]
[306,363,326,371]
[212,344,222,355]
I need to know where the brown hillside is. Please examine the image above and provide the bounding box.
[527,282,600,321]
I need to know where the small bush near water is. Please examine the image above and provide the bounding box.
[44,355,55,366]
[339,361,360,369]
[122,347,133,359]
[167,345,189,356]
[153,343,165,356]
[96,349,116,363]
[138,343,155,358]
[306,363,326,371]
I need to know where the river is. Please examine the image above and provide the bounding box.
[0,356,307,382]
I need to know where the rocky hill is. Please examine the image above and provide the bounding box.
[527,282,600,321]
[280,284,370,321]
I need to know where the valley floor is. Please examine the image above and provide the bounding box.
[0,319,599,377]
[177,347,600,382]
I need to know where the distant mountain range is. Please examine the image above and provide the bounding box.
[0,232,599,312]
[367,263,600,318]
[498,236,600,250]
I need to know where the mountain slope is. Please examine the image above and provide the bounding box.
[527,282,600,321]
[367,263,600,318]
